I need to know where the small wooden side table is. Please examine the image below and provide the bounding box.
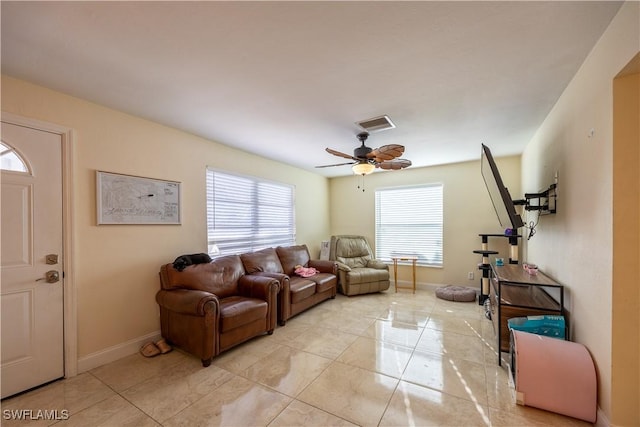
[392,256,418,293]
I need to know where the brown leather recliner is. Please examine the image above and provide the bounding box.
[329,235,390,296]
[156,255,279,367]
[240,245,337,325]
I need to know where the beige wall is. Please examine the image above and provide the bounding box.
[329,156,521,287]
[1,75,330,361]
[521,2,639,424]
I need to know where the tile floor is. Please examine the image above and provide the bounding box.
[2,289,591,426]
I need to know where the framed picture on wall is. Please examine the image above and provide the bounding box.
[96,171,181,225]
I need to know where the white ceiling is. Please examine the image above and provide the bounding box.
[1,1,622,177]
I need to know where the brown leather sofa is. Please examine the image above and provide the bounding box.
[157,255,279,367]
[329,235,390,296]
[240,245,337,325]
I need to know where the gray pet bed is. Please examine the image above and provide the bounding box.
[435,285,477,302]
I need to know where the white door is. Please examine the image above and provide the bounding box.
[1,121,64,398]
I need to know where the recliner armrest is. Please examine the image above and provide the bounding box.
[367,259,389,270]
[335,261,352,272]
[238,275,280,300]
[155,289,218,316]
[308,259,337,275]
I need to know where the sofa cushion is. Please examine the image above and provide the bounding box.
[219,296,268,331]
[276,245,311,276]
[307,273,337,293]
[289,277,316,303]
[161,255,244,298]
[241,248,284,274]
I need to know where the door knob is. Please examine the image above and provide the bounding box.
[36,270,60,283]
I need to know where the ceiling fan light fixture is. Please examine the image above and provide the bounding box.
[352,162,375,176]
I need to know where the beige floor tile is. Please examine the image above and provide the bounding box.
[8,289,577,427]
[362,318,425,347]
[121,357,234,422]
[481,315,496,339]
[54,394,159,427]
[402,350,489,406]
[379,380,492,426]
[163,375,291,427]
[336,336,413,378]
[483,342,511,367]
[211,335,283,374]
[416,327,485,363]
[432,298,483,318]
[426,312,484,337]
[268,399,357,427]
[301,307,372,333]
[1,373,116,426]
[297,361,398,426]
[489,406,594,426]
[90,350,188,392]
[289,305,333,325]
[270,320,311,345]
[388,303,431,327]
[286,326,359,359]
[485,363,515,411]
[242,346,332,397]
[334,315,378,335]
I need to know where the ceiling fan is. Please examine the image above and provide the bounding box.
[316,132,412,175]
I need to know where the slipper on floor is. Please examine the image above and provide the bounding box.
[140,341,161,357]
[155,338,172,354]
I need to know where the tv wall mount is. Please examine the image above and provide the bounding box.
[515,183,557,215]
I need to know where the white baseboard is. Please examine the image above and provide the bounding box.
[77,330,161,373]
[395,281,476,293]
[391,280,436,291]
[416,282,443,291]
[595,406,610,427]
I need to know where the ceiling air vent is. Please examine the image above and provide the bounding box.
[356,115,395,133]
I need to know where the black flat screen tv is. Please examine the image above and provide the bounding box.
[481,144,524,231]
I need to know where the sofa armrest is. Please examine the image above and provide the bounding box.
[238,275,280,301]
[247,272,290,325]
[367,259,389,270]
[308,259,338,275]
[250,271,289,284]
[155,289,219,316]
[335,261,352,272]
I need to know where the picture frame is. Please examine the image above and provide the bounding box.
[96,171,181,225]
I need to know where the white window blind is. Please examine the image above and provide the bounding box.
[206,168,295,257]
[375,184,443,266]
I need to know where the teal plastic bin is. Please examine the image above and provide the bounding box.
[508,315,566,340]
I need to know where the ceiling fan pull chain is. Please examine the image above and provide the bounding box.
[357,174,366,192]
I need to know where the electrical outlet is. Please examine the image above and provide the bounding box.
[467,271,474,280]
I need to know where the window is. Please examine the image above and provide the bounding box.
[375,183,443,266]
[206,168,295,257]
[0,142,29,173]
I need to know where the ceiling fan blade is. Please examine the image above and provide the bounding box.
[376,158,412,170]
[367,144,405,162]
[326,147,357,160]
[315,161,356,168]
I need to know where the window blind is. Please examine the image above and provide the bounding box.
[375,184,443,266]
[206,168,295,257]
